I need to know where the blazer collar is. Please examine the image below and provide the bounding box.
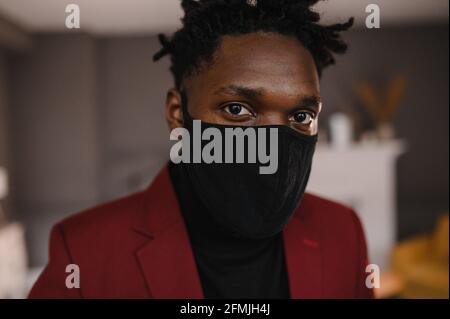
[133,165,204,298]
[132,165,322,298]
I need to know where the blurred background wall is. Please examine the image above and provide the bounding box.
[0,0,448,298]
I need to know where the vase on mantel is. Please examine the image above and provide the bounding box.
[329,112,354,149]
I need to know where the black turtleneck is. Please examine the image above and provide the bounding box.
[169,163,290,299]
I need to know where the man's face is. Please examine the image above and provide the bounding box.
[166,31,321,136]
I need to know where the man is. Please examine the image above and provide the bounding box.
[30,0,373,299]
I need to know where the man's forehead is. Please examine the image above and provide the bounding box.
[216,33,317,71]
[185,32,319,96]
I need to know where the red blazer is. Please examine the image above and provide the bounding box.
[29,165,374,299]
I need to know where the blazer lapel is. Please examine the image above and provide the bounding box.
[133,165,322,299]
[283,213,323,298]
[133,166,204,298]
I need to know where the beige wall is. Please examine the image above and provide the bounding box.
[8,34,100,264]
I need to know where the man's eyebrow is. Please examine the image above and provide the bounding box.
[213,85,264,100]
[294,96,322,111]
[213,84,321,110]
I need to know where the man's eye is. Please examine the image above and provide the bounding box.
[291,111,314,125]
[223,103,253,116]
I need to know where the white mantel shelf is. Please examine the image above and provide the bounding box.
[306,140,406,269]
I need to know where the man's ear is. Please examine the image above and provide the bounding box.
[165,88,184,130]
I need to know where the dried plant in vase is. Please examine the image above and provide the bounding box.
[354,74,407,141]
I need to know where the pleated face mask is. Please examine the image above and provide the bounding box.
[172,91,317,239]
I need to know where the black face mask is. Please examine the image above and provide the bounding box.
[177,92,317,239]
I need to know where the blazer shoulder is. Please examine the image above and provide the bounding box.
[301,192,355,213]
[57,190,146,242]
[299,192,362,229]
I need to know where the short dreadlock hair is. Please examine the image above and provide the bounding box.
[153,0,353,89]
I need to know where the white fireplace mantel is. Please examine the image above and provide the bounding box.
[306,140,406,269]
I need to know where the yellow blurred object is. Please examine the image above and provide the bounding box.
[374,271,404,299]
[392,214,449,299]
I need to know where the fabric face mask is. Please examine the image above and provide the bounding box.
[176,93,318,239]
